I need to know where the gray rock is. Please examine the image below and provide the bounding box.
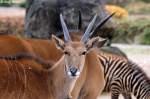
[25,0,114,39]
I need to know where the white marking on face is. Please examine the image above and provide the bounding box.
[76,71,80,76]
[67,71,72,76]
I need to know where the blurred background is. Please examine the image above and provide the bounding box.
[0,0,149,44]
[0,0,149,98]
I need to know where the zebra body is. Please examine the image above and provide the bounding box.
[98,52,150,99]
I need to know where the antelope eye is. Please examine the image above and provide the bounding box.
[64,51,70,55]
[81,51,87,55]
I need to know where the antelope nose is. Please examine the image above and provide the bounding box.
[70,67,78,76]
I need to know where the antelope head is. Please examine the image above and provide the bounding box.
[52,14,109,78]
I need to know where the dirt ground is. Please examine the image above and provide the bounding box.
[99,93,136,99]
[0,7,25,18]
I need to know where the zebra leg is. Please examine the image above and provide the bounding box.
[122,93,132,99]
[111,92,120,99]
[111,80,121,99]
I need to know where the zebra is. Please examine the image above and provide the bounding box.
[97,51,150,99]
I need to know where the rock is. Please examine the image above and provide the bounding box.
[25,0,114,39]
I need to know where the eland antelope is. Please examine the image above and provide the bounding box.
[0,13,115,99]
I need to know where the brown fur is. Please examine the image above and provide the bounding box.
[0,52,54,70]
[0,59,51,99]
[0,33,105,99]
[0,33,80,60]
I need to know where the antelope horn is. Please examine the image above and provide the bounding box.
[60,14,71,42]
[78,10,82,30]
[81,14,97,43]
[91,12,115,36]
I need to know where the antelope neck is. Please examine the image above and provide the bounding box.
[49,56,77,99]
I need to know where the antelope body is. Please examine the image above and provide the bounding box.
[0,13,115,99]
[0,38,105,99]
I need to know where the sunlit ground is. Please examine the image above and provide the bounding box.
[99,93,136,99]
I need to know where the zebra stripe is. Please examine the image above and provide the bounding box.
[98,52,150,99]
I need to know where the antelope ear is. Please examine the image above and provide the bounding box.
[85,37,106,51]
[52,35,65,51]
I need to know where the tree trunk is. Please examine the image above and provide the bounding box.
[25,0,114,40]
